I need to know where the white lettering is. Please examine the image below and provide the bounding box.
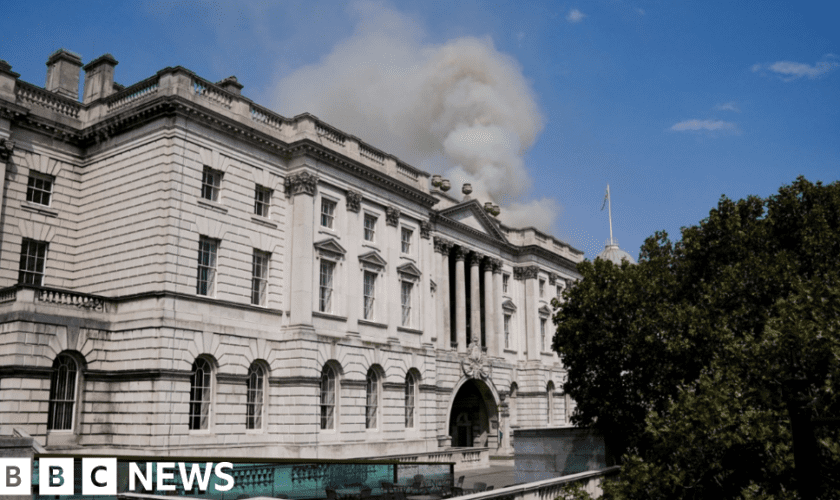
[214,462,234,492]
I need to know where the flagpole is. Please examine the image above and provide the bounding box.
[607,184,614,246]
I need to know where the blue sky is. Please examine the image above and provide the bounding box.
[2,1,838,260]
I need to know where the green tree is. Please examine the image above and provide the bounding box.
[553,177,840,499]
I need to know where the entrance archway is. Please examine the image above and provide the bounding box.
[448,378,498,447]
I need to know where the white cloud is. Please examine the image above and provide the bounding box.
[714,102,740,112]
[752,55,840,81]
[670,119,737,132]
[271,1,556,228]
[566,9,586,23]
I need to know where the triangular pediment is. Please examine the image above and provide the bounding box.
[358,250,387,268]
[314,238,347,257]
[437,199,508,244]
[502,299,517,312]
[396,262,422,278]
[539,305,553,316]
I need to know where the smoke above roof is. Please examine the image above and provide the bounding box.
[270,1,561,231]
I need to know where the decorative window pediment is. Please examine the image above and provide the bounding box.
[314,238,347,260]
[359,250,387,271]
[397,262,422,279]
[539,305,552,317]
[502,299,517,312]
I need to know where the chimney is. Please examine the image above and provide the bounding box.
[83,54,119,103]
[216,76,243,96]
[45,49,83,100]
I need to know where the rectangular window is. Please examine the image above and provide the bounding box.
[539,279,546,298]
[557,284,563,299]
[251,250,270,306]
[503,274,510,294]
[254,185,271,217]
[201,166,222,202]
[319,260,335,313]
[504,314,511,350]
[401,228,412,253]
[364,214,377,242]
[363,271,376,320]
[401,281,413,327]
[26,172,54,206]
[196,237,218,296]
[18,239,48,286]
[541,318,547,352]
[321,198,336,228]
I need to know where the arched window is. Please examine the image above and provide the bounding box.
[246,363,265,430]
[48,354,78,431]
[189,358,213,430]
[405,372,416,428]
[365,369,379,429]
[320,365,337,430]
[546,381,555,425]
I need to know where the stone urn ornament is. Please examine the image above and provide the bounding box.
[441,179,451,192]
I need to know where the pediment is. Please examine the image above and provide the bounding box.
[437,199,508,244]
[314,238,347,257]
[502,299,517,312]
[396,262,422,278]
[358,250,387,268]
[539,305,553,316]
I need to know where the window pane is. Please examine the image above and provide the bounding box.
[401,281,412,326]
[246,364,264,429]
[363,271,375,320]
[251,250,269,305]
[401,228,412,253]
[254,186,271,217]
[18,239,48,286]
[364,215,376,241]
[197,238,218,296]
[26,173,54,206]
[321,199,336,228]
[189,358,212,430]
[48,354,77,431]
[319,261,334,312]
[320,366,336,430]
[366,370,378,429]
[201,167,221,201]
[405,374,415,428]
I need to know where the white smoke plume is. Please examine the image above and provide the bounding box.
[271,1,558,231]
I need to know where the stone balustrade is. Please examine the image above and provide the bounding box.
[10,65,430,192]
[456,467,619,500]
[0,285,109,313]
[15,81,82,119]
[106,75,160,112]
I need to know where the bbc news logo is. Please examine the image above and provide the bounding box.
[0,458,234,496]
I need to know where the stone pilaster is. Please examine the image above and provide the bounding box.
[434,237,453,350]
[491,258,504,357]
[287,171,318,327]
[469,251,482,346]
[453,246,467,353]
[483,257,495,356]
[515,265,541,360]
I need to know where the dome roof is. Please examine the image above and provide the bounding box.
[596,241,636,265]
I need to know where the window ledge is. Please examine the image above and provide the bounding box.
[359,319,387,329]
[251,215,277,229]
[21,201,58,218]
[318,228,339,238]
[313,311,348,322]
[197,198,228,214]
[400,255,416,263]
[397,326,423,335]
[503,349,518,354]
[361,242,380,251]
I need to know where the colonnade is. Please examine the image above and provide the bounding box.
[433,237,504,356]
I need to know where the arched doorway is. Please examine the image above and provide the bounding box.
[448,378,498,447]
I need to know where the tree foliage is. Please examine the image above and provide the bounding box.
[553,177,840,499]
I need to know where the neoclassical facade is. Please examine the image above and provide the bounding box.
[0,50,583,458]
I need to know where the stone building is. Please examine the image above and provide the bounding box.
[0,50,583,458]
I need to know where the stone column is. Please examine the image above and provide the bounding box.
[517,266,541,361]
[454,246,467,353]
[469,251,482,346]
[434,237,452,350]
[483,258,495,355]
[287,171,319,327]
[492,259,504,357]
